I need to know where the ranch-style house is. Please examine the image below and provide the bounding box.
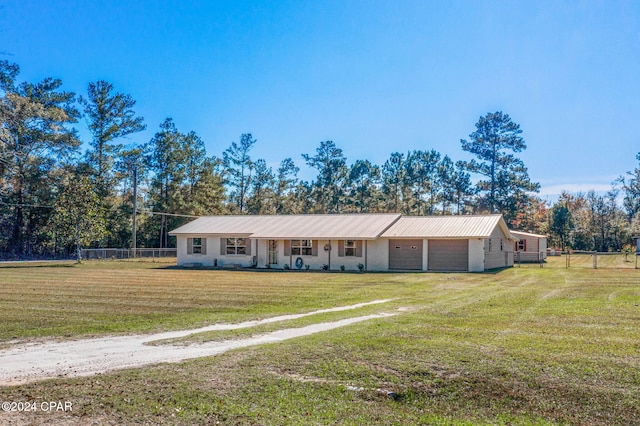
[169,214,519,272]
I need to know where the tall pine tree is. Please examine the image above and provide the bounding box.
[461,111,539,223]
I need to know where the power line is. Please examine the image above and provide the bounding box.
[137,210,201,218]
[0,202,200,217]
[0,201,54,208]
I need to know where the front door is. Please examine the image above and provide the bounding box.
[268,240,278,265]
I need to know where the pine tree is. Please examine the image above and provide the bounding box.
[222,133,256,212]
[81,81,145,198]
[461,111,539,223]
[302,141,348,213]
[0,61,80,254]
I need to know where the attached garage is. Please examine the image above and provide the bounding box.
[428,239,468,271]
[171,213,517,272]
[381,215,515,272]
[388,239,423,270]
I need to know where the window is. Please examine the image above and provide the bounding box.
[291,239,313,256]
[344,240,356,257]
[192,238,203,254]
[188,237,206,255]
[516,240,526,251]
[268,240,278,265]
[226,238,247,255]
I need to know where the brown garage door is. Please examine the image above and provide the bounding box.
[428,239,468,271]
[389,239,423,270]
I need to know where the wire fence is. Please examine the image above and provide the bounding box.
[516,251,640,269]
[80,248,176,260]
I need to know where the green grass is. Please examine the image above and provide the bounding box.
[1,258,639,425]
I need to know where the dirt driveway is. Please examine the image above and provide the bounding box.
[0,300,397,386]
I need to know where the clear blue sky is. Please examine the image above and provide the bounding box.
[2,0,639,200]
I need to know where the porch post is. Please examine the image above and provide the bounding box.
[365,240,368,271]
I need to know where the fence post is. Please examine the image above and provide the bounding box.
[593,252,597,269]
[566,251,570,268]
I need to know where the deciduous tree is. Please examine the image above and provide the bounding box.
[51,171,106,258]
[621,152,640,219]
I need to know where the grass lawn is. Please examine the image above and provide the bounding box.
[0,258,639,425]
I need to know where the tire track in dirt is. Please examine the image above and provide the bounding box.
[0,300,397,386]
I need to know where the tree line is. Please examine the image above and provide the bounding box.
[1,60,638,256]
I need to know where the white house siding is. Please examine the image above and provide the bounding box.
[367,239,389,271]
[423,240,429,272]
[214,237,255,267]
[540,237,548,258]
[176,236,218,267]
[256,239,267,267]
[483,227,514,270]
[285,239,324,270]
[255,239,370,271]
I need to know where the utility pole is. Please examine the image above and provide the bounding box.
[132,165,137,257]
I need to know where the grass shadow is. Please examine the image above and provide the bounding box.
[0,263,76,269]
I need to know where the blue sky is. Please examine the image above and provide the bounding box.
[2,0,639,200]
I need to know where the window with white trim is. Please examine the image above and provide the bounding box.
[226,238,247,255]
[516,240,526,251]
[291,239,313,256]
[344,240,356,257]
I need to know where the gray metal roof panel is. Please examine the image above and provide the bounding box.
[510,230,547,239]
[169,214,402,239]
[381,215,515,239]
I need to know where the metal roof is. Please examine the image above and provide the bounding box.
[170,213,517,241]
[510,230,547,239]
[381,214,517,240]
[169,214,402,240]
